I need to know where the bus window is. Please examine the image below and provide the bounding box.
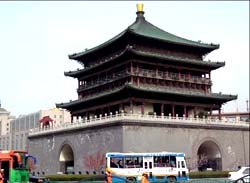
[154,156,158,167]
[149,162,152,169]
[134,157,142,168]
[110,158,125,168]
[117,159,123,168]
[178,161,180,168]
[154,156,164,167]
[181,161,185,168]
[154,156,171,167]
[110,158,118,168]
[124,157,142,168]
[170,156,176,167]
[125,159,134,168]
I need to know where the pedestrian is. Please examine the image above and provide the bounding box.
[0,169,5,183]
[141,172,150,183]
[104,168,112,183]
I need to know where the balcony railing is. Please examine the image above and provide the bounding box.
[78,68,211,91]
[78,70,129,91]
[29,112,249,136]
[133,69,211,85]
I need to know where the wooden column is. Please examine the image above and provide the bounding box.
[184,106,187,117]
[161,104,164,115]
[156,67,159,84]
[120,103,124,112]
[137,64,139,86]
[141,102,145,114]
[218,108,221,120]
[130,62,133,84]
[86,112,89,119]
[130,99,133,113]
[108,106,110,114]
[101,108,103,116]
[172,104,175,117]
[194,107,197,118]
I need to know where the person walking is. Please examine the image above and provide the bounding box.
[141,172,150,183]
[104,168,112,183]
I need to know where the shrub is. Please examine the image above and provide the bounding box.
[45,174,104,181]
[189,170,230,179]
[45,171,230,181]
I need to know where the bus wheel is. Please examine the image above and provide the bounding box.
[167,176,176,183]
[126,177,136,183]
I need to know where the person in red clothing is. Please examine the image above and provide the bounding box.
[141,172,150,183]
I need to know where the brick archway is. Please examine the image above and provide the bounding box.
[197,140,222,171]
[59,144,74,174]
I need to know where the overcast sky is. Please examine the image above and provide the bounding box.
[0,1,249,116]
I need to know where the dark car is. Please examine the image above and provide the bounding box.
[29,175,50,183]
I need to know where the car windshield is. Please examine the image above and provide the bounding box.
[243,168,250,174]
[233,174,250,183]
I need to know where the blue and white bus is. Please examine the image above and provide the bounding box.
[106,152,189,183]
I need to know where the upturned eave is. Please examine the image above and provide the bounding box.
[56,83,237,110]
[68,10,219,62]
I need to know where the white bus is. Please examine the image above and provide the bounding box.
[106,152,189,183]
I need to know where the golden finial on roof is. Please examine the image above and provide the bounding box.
[136,3,144,12]
[53,107,59,111]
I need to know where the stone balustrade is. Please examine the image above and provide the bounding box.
[29,111,249,136]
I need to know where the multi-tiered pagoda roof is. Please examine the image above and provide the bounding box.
[56,4,236,118]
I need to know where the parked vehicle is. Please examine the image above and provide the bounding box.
[229,166,250,182]
[233,174,250,183]
[0,150,37,183]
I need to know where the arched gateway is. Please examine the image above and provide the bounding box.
[59,144,74,174]
[197,140,222,171]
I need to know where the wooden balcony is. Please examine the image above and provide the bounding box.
[77,69,211,92]
[134,69,211,85]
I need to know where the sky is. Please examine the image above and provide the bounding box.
[0,1,249,117]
